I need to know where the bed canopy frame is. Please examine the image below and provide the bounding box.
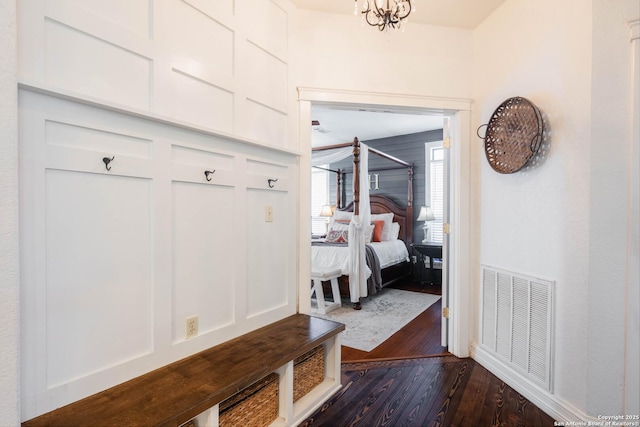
[313,137,414,234]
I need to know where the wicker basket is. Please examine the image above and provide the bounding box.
[219,372,279,427]
[293,345,325,402]
[479,96,543,174]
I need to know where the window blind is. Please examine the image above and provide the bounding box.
[311,167,329,235]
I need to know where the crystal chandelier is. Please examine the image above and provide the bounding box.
[354,0,413,31]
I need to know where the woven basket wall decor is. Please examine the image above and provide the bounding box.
[478,97,543,174]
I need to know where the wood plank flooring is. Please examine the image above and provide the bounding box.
[305,278,555,426]
[300,356,555,427]
[342,280,445,362]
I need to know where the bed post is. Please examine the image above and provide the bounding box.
[352,138,360,216]
[407,165,414,245]
[336,168,342,209]
[352,137,362,310]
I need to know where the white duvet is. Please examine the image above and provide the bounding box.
[311,240,409,277]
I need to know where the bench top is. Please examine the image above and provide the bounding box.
[23,314,345,427]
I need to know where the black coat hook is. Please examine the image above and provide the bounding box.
[103,156,114,171]
[268,178,278,188]
[204,170,216,181]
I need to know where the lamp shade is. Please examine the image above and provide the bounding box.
[417,206,435,222]
[319,205,334,217]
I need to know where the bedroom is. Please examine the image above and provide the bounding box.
[1,0,638,425]
[309,105,445,300]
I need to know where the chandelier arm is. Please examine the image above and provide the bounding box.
[363,10,381,27]
[397,0,412,20]
[373,0,385,16]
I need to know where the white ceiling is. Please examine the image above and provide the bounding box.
[290,0,507,30]
[311,104,444,147]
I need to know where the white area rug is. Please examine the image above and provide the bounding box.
[311,289,441,352]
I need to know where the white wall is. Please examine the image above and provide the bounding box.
[0,0,20,424]
[19,0,298,151]
[294,10,474,100]
[16,0,301,420]
[472,0,638,419]
[588,0,639,416]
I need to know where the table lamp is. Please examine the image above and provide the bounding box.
[319,204,333,233]
[417,206,435,243]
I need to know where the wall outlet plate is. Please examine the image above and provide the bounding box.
[185,316,198,339]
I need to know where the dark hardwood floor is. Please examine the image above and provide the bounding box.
[301,356,556,427]
[306,277,555,426]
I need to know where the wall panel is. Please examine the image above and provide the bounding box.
[172,182,236,342]
[241,0,288,60]
[52,0,152,37]
[19,0,295,149]
[172,70,234,132]
[19,90,298,420]
[44,19,151,110]
[245,42,288,112]
[245,99,288,146]
[45,170,154,388]
[172,1,234,78]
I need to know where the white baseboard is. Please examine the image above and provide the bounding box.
[471,342,591,423]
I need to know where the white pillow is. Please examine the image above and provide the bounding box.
[330,210,353,228]
[389,222,400,240]
[331,210,394,240]
[330,222,349,231]
[371,212,394,241]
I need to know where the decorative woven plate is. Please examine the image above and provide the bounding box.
[479,97,543,174]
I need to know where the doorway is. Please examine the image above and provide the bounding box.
[298,88,472,358]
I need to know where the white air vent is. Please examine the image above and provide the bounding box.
[481,265,554,392]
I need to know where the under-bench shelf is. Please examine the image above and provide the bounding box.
[22,314,345,427]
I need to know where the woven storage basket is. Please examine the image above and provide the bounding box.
[219,372,279,427]
[480,96,543,174]
[293,345,325,402]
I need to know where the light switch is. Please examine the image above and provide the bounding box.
[265,206,273,222]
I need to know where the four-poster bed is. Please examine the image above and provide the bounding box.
[312,138,414,309]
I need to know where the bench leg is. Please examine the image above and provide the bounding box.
[312,279,327,314]
[329,278,341,311]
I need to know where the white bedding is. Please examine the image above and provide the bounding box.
[311,240,409,277]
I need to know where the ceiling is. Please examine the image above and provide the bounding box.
[290,0,507,30]
[311,104,444,147]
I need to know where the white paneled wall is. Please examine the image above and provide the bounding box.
[20,90,298,420]
[18,0,299,420]
[19,0,296,150]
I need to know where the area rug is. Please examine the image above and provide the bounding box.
[311,289,440,352]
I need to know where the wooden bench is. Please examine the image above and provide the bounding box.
[22,314,345,427]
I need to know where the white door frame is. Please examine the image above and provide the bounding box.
[297,87,472,358]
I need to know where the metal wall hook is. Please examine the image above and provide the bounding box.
[204,170,216,181]
[268,178,278,188]
[103,156,114,171]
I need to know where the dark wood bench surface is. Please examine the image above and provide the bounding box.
[23,314,345,427]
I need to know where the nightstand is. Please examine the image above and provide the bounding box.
[411,243,442,285]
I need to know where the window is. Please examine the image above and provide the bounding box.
[425,142,444,243]
[311,166,330,235]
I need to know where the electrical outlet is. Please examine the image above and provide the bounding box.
[265,206,273,222]
[185,316,198,339]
